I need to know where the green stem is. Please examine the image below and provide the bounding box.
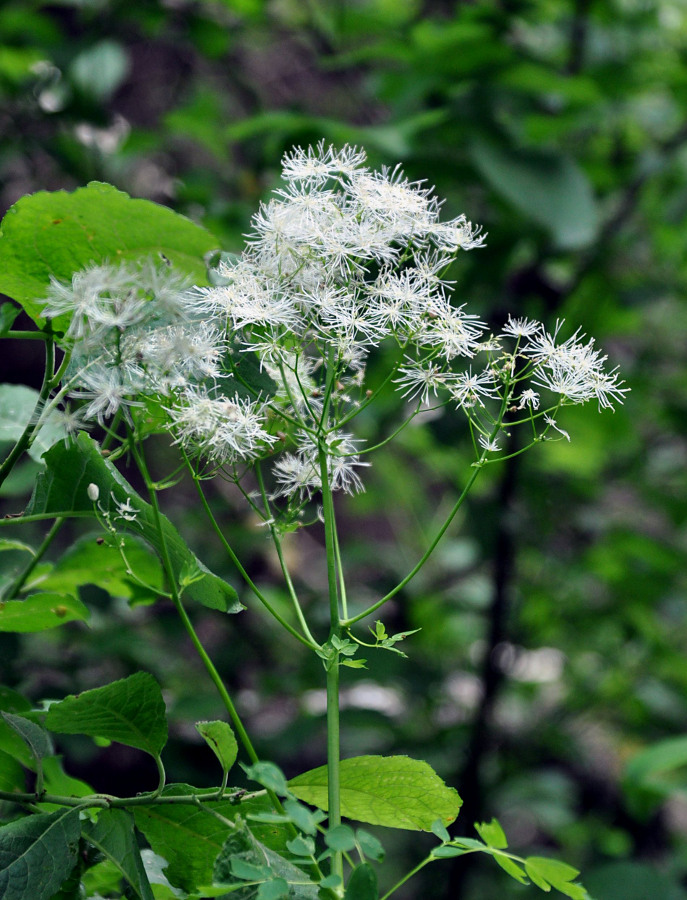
[184,454,319,652]
[318,438,343,882]
[0,333,55,489]
[0,785,253,809]
[3,517,65,599]
[255,463,318,646]
[131,438,300,826]
[342,463,483,627]
[379,854,435,900]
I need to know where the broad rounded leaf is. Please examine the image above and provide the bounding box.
[0,182,219,324]
[0,808,81,900]
[0,593,89,632]
[45,672,168,757]
[289,755,462,831]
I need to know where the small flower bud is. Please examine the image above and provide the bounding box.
[87,483,100,501]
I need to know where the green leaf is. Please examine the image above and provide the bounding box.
[431,845,467,858]
[0,712,53,764]
[242,761,289,796]
[475,818,508,849]
[344,863,378,900]
[624,735,687,798]
[195,721,238,774]
[493,854,528,884]
[257,879,290,900]
[430,819,450,842]
[131,784,288,893]
[0,593,89,632]
[25,433,241,613]
[0,183,219,325]
[45,672,167,757]
[0,808,81,900]
[289,756,462,831]
[82,809,155,900]
[324,824,356,852]
[355,829,384,862]
[0,748,25,792]
[213,826,319,899]
[0,385,66,462]
[525,857,581,894]
[469,138,599,250]
[37,533,164,604]
[0,303,20,336]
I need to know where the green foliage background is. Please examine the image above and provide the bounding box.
[1,1,686,897]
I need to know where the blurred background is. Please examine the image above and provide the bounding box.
[1,1,687,898]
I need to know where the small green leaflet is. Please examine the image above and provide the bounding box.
[0,808,81,900]
[26,433,241,614]
[289,755,462,831]
[82,809,155,900]
[524,857,586,899]
[195,721,238,773]
[45,672,168,758]
[344,863,378,900]
[0,181,219,326]
[0,593,89,632]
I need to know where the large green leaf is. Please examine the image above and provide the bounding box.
[0,808,81,900]
[470,138,599,250]
[288,756,462,831]
[132,785,292,893]
[132,790,235,892]
[82,809,155,900]
[45,672,168,758]
[25,433,241,613]
[37,533,164,605]
[0,593,89,632]
[0,182,219,324]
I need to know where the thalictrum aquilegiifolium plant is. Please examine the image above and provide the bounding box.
[0,143,626,899]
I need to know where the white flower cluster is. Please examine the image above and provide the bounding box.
[42,143,627,497]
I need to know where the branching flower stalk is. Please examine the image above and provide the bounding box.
[4,141,628,898]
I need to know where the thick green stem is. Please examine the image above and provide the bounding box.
[318,438,343,882]
[0,333,55,489]
[3,517,65,599]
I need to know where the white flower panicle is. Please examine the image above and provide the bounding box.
[43,143,627,500]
